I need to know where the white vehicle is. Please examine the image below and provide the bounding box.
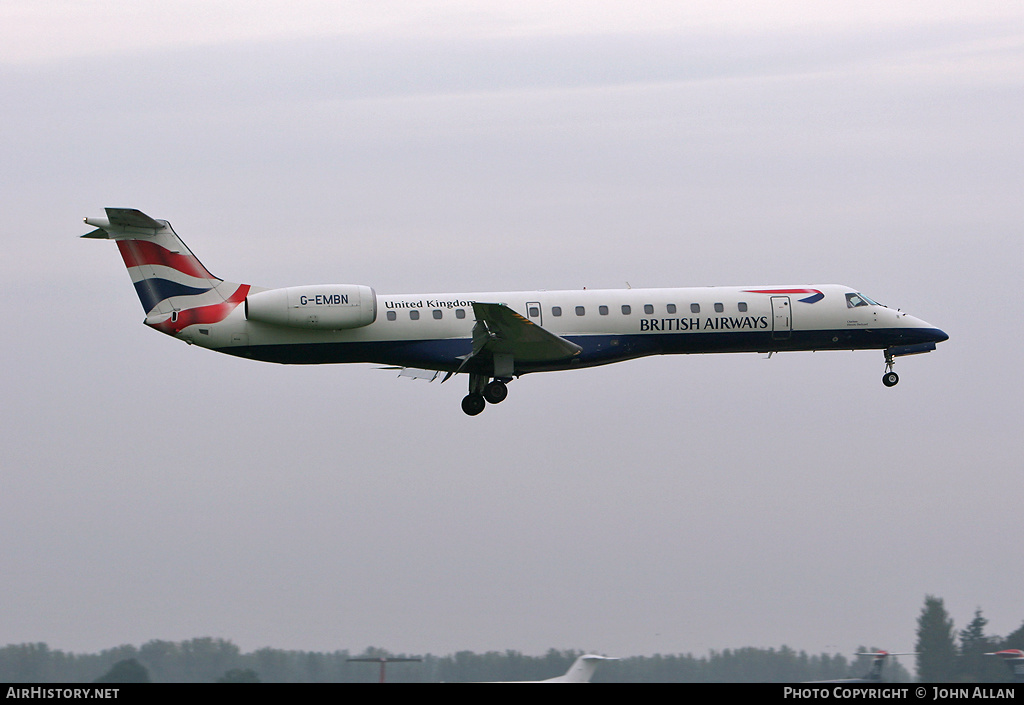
[84,208,948,415]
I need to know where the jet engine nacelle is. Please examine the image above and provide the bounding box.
[245,285,377,329]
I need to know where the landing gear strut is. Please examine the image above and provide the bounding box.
[882,351,899,387]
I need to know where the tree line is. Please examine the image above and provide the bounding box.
[0,596,1018,682]
[0,642,900,683]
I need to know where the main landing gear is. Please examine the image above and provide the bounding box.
[462,375,509,416]
[882,350,899,387]
[483,379,508,404]
[461,393,486,416]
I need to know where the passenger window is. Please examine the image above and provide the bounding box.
[552,306,562,317]
[714,303,724,313]
[621,305,631,315]
[528,305,540,317]
[432,309,443,319]
[456,309,466,319]
[738,302,748,312]
[409,310,420,320]
[386,310,397,321]
[667,304,677,314]
[599,305,609,315]
[690,303,701,313]
[644,304,654,314]
[575,306,586,316]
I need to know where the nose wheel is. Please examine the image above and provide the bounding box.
[882,351,899,387]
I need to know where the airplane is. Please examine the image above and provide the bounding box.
[483,654,617,683]
[986,649,1024,683]
[83,208,949,415]
[806,650,915,683]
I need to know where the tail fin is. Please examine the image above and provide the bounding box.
[864,652,887,681]
[83,208,249,334]
[542,655,617,683]
[854,651,914,682]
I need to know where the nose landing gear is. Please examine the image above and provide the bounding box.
[880,342,940,387]
[882,350,899,387]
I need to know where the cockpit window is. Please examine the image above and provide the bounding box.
[846,292,880,308]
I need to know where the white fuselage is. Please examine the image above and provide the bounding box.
[180,283,945,375]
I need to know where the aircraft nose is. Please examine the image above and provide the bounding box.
[906,314,948,344]
[916,318,949,344]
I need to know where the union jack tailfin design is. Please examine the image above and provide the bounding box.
[83,208,249,335]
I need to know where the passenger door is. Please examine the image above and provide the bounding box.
[771,296,791,340]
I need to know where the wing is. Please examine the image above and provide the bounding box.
[470,302,582,363]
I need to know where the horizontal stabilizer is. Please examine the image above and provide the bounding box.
[105,208,164,230]
[83,208,164,237]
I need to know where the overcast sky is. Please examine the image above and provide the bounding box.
[2,1,1022,662]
